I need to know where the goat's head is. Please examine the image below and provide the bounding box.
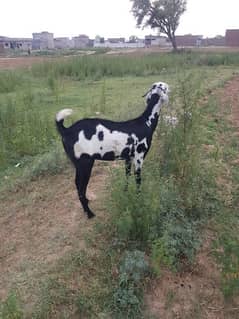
[143,81,169,104]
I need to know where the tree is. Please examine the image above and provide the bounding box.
[131,0,187,51]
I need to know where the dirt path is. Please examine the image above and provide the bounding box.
[0,164,109,303]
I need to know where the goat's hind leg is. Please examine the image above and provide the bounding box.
[75,159,95,219]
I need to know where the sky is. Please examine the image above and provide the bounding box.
[1,0,239,39]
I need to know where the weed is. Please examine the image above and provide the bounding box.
[111,250,149,318]
[0,291,23,319]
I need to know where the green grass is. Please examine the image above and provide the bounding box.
[1,51,239,318]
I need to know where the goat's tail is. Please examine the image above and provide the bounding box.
[55,108,73,136]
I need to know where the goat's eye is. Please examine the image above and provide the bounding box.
[152,84,156,89]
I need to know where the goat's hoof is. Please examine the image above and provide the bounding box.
[87,212,95,219]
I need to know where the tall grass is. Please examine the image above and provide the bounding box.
[0,95,56,169]
[0,70,23,93]
[31,51,239,81]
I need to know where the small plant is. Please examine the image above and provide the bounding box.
[112,250,149,318]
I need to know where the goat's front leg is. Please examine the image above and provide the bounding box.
[134,168,141,188]
[75,159,95,219]
[133,156,143,190]
[124,159,132,191]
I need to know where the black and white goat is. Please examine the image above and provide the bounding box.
[56,81,169,218]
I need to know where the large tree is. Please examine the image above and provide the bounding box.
[131,0,187,51]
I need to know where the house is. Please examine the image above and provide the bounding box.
[225,29,239,47]
[145,35,169,47]
[107,37,125,44]
[94,36,145,48]
[54,37,72,49]
[32,32,54,50]
[73,35,90,48]
[202,36,225,47]
[0,36,32,50]
[175,34,203,47]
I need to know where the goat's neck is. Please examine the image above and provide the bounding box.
[142,97,162,131]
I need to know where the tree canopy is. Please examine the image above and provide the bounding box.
[131,0,187,50]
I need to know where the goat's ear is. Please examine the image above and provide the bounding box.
[142,89,151,98]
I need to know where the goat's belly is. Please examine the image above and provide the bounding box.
[73,136,129,160]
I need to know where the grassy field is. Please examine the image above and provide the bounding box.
[0,51,239,318]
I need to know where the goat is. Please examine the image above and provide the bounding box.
[56,81,169,218]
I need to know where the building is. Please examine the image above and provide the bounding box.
[54,37,72,49]
[94,36,145,48]
[225,29,239,46]
[107,37,125,44]
[145,35,169,47]
[32,32,54,50]
[73,35,90,48]
[202,36,225,47]
[175,34,203,47]
[0,36,32,50]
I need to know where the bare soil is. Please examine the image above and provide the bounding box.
[0,164,109,304]
[0,56,52,70]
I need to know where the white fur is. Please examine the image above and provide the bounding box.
[56,108,73,122]
[146,102,162,127]
[74,124,130,158]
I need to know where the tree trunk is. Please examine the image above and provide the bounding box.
[170,34,178,51]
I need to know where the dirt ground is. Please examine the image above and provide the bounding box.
[0,164,109,304]
[0,56,52,70]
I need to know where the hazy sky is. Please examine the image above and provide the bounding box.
[1,0,238,39]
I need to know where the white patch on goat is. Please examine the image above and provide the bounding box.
[146,102,161,127]
[133,138,148,170]
[74,124,131,158]
[56,108,73,122]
